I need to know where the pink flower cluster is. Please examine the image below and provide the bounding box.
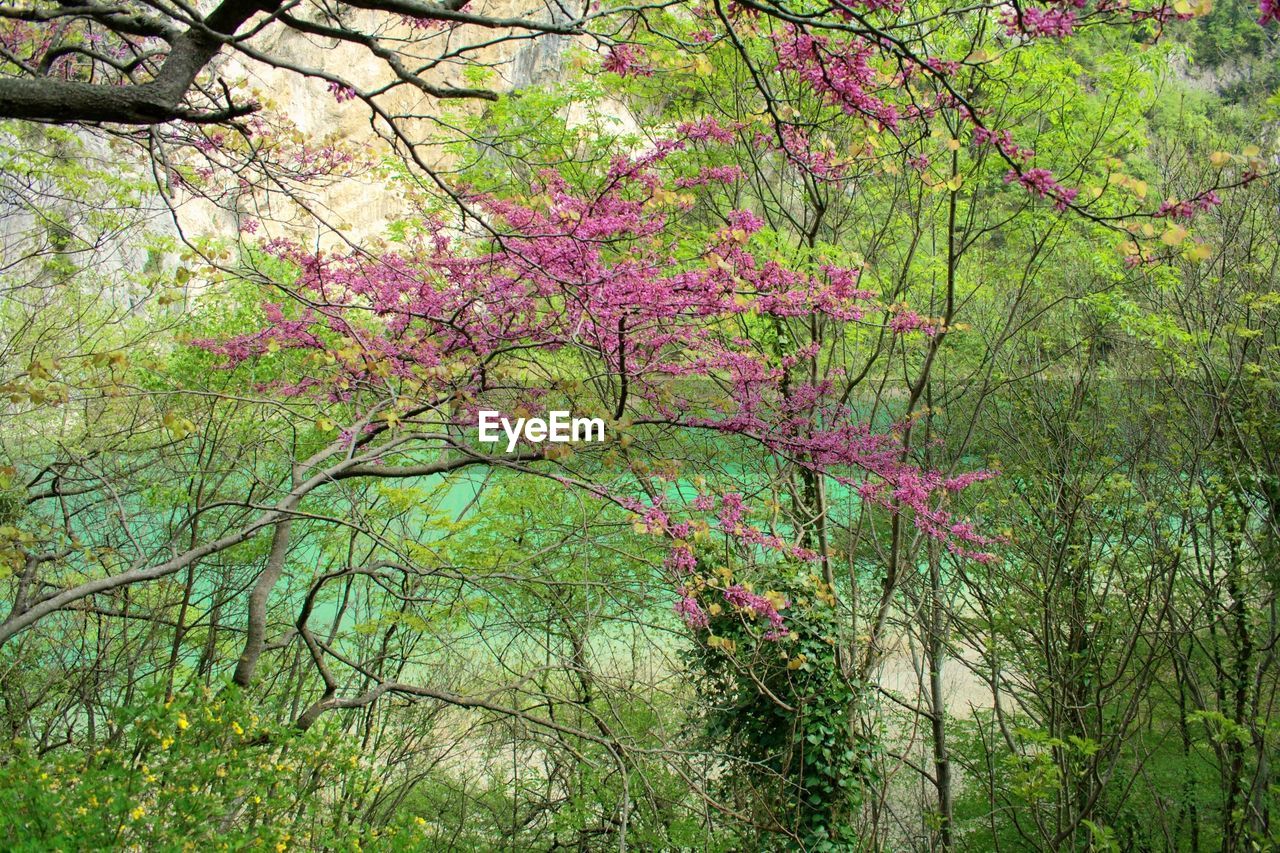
[602,43,653,77]
[889,309,939,336]
[677,117,741,144]
[1156,190,1222,221]
[1130,1,1198,23]
[773,26,900,130]
[327,81,358,103]
[666,544,698,574]
[675,165,746,188]
[1003,6,1078,37]
[1005,168,1079,212]
[774,126,850,180]
[672,582,789,642]
[723,584,789,640]
[973,127,1034,162]
[675,591,710,629]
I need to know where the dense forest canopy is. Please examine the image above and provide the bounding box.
[1,0,1278,848]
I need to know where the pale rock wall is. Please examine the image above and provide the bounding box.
[174,2,587,247]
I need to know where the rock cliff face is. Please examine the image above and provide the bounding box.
[1,123,178,292]
[2,6,630,326]
[176,4,581,246]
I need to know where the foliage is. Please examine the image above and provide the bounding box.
[0,0,1278,849]
[686,567,872,850]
